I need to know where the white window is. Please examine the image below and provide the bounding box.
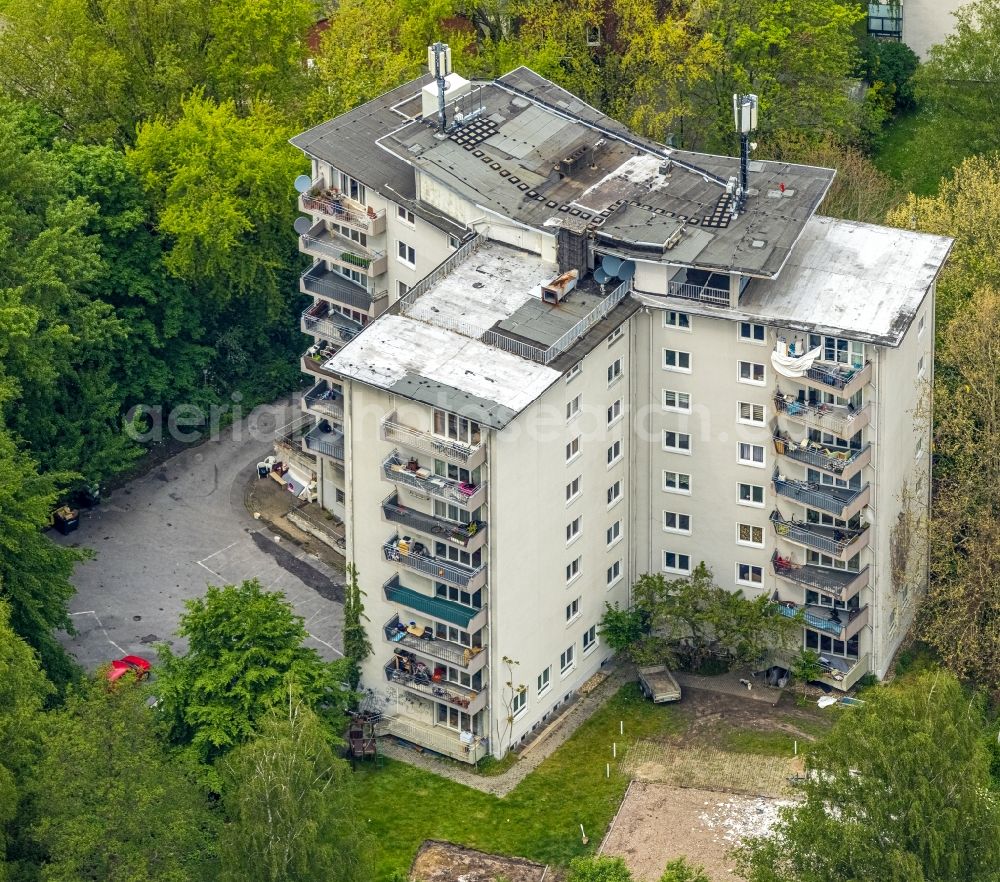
[560,645,575,673]
[606,520,622,546]
[663,389,691,412]
[607,399,623,426]
[736,563,763,586]
[739,322,766,343]
[607,480,623,507]
[566,556,581,583]
[736,523,764,547]
[664,471,691,494]
[738,402,766,425]
[607,326,624,345]
[663,310,691,330]
[566,476,581,503]
[566,597,580,622]
[915,437,923,459]
[396,205,415,225]
[917,355,925,378]
[397,241,416,266]
[566,394,581,421]
[917,313,926,338]
[663,431,691,454]
[664,511,692,534]
[537,666,551,696]
[511,686,527,716]
[663,349,691,372]
[607,559,622,586]
[448,235,460,249]
[565,436,580,462]
[565,363,581,383]
[738,361,765,385]
[738,482,765,506]
[607,440,622,466]
[738,442,765,467]
[566,516,582,544]
[397,280,410,299]
[608,358,623,385]
[663,551,691,574]
[583,625,597,653]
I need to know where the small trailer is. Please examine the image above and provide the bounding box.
[637,665,682,703]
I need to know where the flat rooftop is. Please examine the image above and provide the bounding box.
[326,241,635,428]
[377,68,835,279]
[636,216,953,346]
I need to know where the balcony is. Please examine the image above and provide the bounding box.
[303,380,344,422]
[382,494,487,553]
[303,422,343,461]
[777,601,869,641]
[301,347,341,381]
[383,535,486,591]
[771,511,870,561]
[818,652,870,692]
[274,420,317,472]
[383,576,487,632]
[771,552,869,600]
[384,658,486,715]
[774,394,872,437]
[300,301,363,343]
[795,359,872,399]
[380,412,485,469]
[384,716,488,764]
[666,269,730,306]
[773,474,870,520]
[382,450,486,511]
[383,614,487,673]
[300,222,387,277]
[299,180,387,234]
[773,435,871,482]
[301,262,374,312]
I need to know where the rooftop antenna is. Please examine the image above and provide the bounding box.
[732,93,758,213]
[429,42,452,134]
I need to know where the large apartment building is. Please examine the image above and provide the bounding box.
[287,61,951,763]
[867,0,965,58]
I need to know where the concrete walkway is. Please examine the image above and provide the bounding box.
[378,663,633,797]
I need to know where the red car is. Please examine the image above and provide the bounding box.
[107,655,151,682]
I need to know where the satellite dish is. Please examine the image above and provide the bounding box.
[617,260,636,281]
[601,255,622,276]
[293,216,312,236]
[594,267,610,285]
[294,174,312,194]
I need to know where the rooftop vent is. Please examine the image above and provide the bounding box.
[541,269,579,304]
[560,145,593,177]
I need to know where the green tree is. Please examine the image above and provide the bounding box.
[857,38,919,113]
[218,699,372,882]
[735,670,1000,882]
[30,678,219,882]
[567,855,634,882]
[342,564,372,688]
[155,580,354,763]
[659,858,710,882]
[789,649,824,698]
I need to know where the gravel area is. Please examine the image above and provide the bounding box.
[378,663,632,796]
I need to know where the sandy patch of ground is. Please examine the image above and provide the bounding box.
[410,841,549,882]
[601,782,793,881]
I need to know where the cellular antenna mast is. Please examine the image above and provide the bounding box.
[430,42,452,133]
[732,93,758,213]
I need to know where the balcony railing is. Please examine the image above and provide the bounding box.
[771,552,870,599]
[383,535,486,591]
[774,394,872,436]
[771,511,870,560]
[778,602,868,639]
[383,716,488,764]
[301,262,373,312]
[300,303,363,343]
[794,359,872,398]
[380,412,485,468]
[382,450,486,510]
[773,436,871,480]
[383,575,486,631]
[274,419,317,471]
[773,474,870,519]
[383,614,486,671]
[384,659,486,714]
[299,180,386,234]
[818,652,870,691]
[301,347,341,381]
[303,380,344,422]
[666,278,730,305]
[303,423,343,460]
[300,223,387,277]
[382,494,487,551]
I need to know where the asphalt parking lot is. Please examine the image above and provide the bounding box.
[55,398,345,670]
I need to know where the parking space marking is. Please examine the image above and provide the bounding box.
[70,611,126,656]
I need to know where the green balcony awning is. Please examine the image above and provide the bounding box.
[384,581,477,628]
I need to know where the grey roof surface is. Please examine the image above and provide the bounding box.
[634,216,953,346]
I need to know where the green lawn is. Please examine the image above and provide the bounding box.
[874,109,968,196]
[719,728,803,758]
[354,684,683,880]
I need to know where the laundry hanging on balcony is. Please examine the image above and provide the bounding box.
[771,342,822,379]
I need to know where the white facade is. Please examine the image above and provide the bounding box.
[868,0,966,58]
[289,68,950,762]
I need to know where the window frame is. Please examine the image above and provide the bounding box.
[737,401,766,426]
[663,349,692,373]
[663,389,692,413]
[738,442,766,468]
[663,471,692,495]
[607,439,623,467]
[738,482,766,507]
[663,551,692,575]
[396,240,416,266]
[738,322,766,344]
[663,310,691,330]
[663,431,692,454]
[736,562,764,587]
[736,522,765,548]
[738,360,766,385]
[663,511,692,534]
